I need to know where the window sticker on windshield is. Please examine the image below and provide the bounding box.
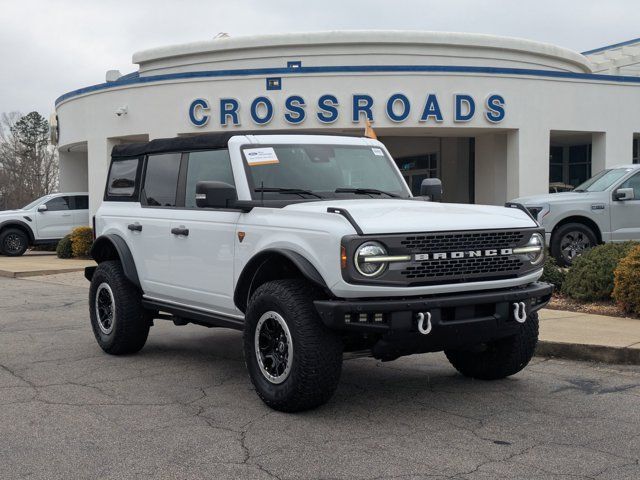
[244,147,280,166]
[372,148,384,156]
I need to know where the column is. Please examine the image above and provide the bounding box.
[592,130,633,174]
[506,128,550,200]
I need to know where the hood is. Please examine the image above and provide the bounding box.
[284,199,536,235]
[512,191,599,206]
[0,209,25,217]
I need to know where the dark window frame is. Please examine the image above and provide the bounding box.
[104,157,144,202]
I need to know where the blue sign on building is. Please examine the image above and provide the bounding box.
[188,93,505,127]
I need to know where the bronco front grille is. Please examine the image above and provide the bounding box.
[400,231,525,252]
[397,230,528,285]
[401,256,524,282]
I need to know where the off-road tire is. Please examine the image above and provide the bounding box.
[0,228,29,257]
[89,260,150,355]
[243,279,343,412]
[550,223,598,267]
[445,312,539,380]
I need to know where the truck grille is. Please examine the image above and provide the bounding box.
[400,231,525,252]
[396,230,528,285]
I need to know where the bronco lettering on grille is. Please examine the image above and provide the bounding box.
[414,248,514,261]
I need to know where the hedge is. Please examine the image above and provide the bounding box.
[70,226,94,258]
[56,235,73,259]
[562,242,639,302]
[613,245,640,316]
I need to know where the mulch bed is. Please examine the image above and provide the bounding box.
[547,294,638,319]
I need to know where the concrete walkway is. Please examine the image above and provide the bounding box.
[538,309,640,364]
[0,251,94,278]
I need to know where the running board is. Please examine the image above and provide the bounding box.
[142,298,245,331]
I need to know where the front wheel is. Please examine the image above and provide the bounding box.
[550,223,597,267]
[0,228,29,256]
[445,312,539,380]
[243,279,343,412]
[89,260,150,355]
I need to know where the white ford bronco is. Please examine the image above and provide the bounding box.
[0,192,89,256]
[85,133,553,412]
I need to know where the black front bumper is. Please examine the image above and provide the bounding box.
[314,282,553,334]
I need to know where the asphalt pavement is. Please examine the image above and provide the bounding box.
[1,274,639,480]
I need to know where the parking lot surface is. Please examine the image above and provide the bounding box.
[1,274,639,480]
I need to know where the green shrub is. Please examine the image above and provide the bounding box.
[540,255,566,290]
[56,235,73,259]
[70,226,93,258]
[613,245,640,316]
[562,242,639,302]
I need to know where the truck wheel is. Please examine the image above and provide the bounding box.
[0,228,29,256]
[243,279,343,412]
[445,312,539,380]
[550,223,597,267]
[89,260,150,355]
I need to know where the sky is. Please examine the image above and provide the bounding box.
[0,0,638,117]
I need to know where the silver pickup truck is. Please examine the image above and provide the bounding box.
[513,165,640,266]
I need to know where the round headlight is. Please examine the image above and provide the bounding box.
[354,241,388,277]
[527,233,544,265]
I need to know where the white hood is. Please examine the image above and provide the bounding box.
[285,199,536,234]
[0,209,25,217]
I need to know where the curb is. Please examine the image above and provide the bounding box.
[0,267,87,278]
[536,341,640,365]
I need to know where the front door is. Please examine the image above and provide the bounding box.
[168,149,241,316]
[35,196,75,239]
[610,171,640,241]
[71,195,90,228]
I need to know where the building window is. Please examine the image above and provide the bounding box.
[633,138,639,164]
[548,144,592,191]
[395,153,439,195]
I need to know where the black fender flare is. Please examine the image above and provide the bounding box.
[234,249,328,313]
[0,219,35,243]
[88,234,141,289]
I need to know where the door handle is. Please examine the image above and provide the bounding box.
[171,227,189,236]
[62,213,72,217]
[128,223,143,232]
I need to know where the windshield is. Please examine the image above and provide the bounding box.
[573,169,632,192]
[242,144,410,199]
[21,196,48,210]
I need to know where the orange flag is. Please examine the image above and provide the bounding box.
[364,119,377,139]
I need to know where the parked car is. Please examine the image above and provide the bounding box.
[512,165,640,266]
[0,193,90,256]
[85,133,552,412]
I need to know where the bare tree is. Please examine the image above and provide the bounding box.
[0,111,58,210]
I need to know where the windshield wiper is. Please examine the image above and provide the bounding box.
[335,187,399,198]
[254,187,324,199]
[573,189,586,192]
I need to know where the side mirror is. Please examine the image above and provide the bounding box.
[420,178,443,202]
[614,188,635,201]
[195,181,237,209]
[37,204,47,213]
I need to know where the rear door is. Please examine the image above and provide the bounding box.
[168,149,241,316]
[71,195,90,227]
[130,153,182,299]
[610,171,640,241]
[35,196,74,239]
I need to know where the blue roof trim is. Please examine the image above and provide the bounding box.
[582,37,640,55]
[55,64,640,106]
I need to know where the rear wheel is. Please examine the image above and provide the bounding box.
[0,228,29,256]
[89,260,150,355]
[243,279,343,412]
[445,312,539,380]
[551,223,597,267]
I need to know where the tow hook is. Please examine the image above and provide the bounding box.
[513,302,527,323]
[417,312,432,335]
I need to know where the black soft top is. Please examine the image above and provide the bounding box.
[111,131,361,159]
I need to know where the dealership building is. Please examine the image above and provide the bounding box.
[54,31,640,213]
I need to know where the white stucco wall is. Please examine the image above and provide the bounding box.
[54,31,640,214]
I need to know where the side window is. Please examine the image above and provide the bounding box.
[107,158,140,198]
[185,149,235,208]
[620,172,640,199]
[73,195,89,210]
[45,196,70,211]
[143,153,181,207]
